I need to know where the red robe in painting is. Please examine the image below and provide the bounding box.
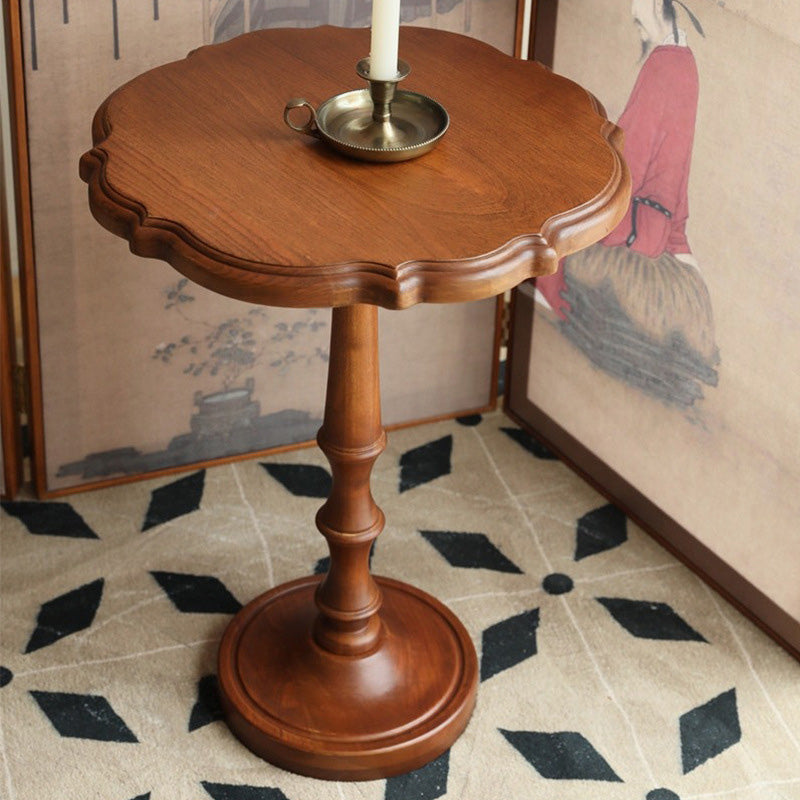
[537,44,699,316]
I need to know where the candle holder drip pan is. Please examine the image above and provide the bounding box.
[284,58,448,163]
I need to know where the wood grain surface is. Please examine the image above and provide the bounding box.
[79,25,629,309]
[79,26,629,779]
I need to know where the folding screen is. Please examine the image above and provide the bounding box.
[508,0,800,655]
[8,0,522,496]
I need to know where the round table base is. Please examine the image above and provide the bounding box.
[218,575,478,780]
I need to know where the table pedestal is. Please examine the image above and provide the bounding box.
[218,305,478,780]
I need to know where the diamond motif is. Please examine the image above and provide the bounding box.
[399,435,452,493]
[385,749,449,800]
[189,675,224,731]
[0,667,13,687]
[680,688,741,773]
[575,504,627,561]
[201,782,289,800]
[261,463,331,498]
[420,530,522,573]
[128,795,151,800]
[1,500,98,539]
[142,470,205,531]
[25,578,104,653]
[481,608,539,681]
[456,414,483,426]
[501,427,557,460]
[597,597,707,642]
[150,571,241,614]
[30,690,138,742]
[500,729,622,782]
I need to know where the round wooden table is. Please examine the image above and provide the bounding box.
[80,25,628,781]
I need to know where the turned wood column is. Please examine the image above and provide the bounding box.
[314,304,386,655]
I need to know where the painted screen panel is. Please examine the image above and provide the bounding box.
[17,0,516,493]
[519,0,800,631]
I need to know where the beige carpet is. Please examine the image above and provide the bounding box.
[2,411,799,800]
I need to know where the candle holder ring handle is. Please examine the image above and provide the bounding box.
[284,98,319,137]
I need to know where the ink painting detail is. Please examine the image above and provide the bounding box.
[207,0,471,44]
[56,281,328,481]
[536,0,719,411]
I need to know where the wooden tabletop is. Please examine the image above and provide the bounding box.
[80,26,629,310]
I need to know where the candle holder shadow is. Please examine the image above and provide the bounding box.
[284,58,448,163]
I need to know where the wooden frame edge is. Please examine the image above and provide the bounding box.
[504,285,800,662]
[526,0,557,65]
[1,164,22,498]
[513,0,529,58]
[4,0,46,498]
[7,9,508,499]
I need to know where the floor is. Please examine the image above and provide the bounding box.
[2,411,799,800]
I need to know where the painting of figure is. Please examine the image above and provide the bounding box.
[536,0,717,411]
[510,0,800,663]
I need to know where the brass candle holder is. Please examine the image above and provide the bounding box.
[284,58,448,163]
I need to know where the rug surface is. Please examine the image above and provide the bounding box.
[2,411,799,800]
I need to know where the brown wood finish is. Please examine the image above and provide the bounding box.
[513,0,529,58]
[528,0,558,66]
[3,0,46,497]
[79,26,629,778]
[1,175,22,499]
[219,306,478,778]
[80,26,628,310]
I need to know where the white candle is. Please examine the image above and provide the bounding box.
[369,0,401,80]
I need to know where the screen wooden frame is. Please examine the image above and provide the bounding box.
[4,1,521,498]
[505,0,799,660]
[1,1,29,500]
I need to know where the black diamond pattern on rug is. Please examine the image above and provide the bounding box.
[420,530,522,573]
[680,688,741,774]
[385,749,449,800]
[30,690,138,742]
[456,413,483,426]
[142,470,205,532]
[399,435,452,493]
[201,782,289,800]
[575,504,627,561]
[25,578,104,653]
[128,794,151,800]
[261,463,332,498]
[500,729,622,782]
[481,608,539,681]
[1,500,98,539]
[646,790,681,800]
[150,571,241,614]
[0,667,13,687]
[597,597,707,642]
[189,674,224,731]
[313,555,329,575]
[500,427,557,460]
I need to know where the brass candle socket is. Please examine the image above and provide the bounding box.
[284,57,448,163]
